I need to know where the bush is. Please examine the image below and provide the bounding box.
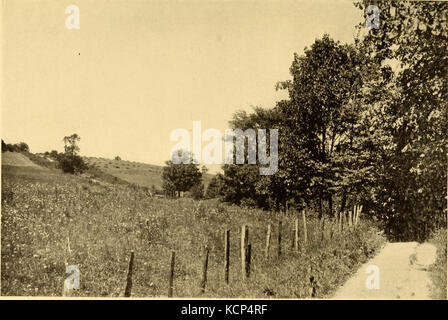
[189,183,204,200]
[240,197,258,208]
[428,228,447,299]
[23,152,57,170]
[205,173,225,199]
[58,154,88,174]
[3,142,30,153]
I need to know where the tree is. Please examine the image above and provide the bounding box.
[17,142,29,152]
[49,150,59,160]
[205,173,226,199]
[115,156,122,161]
[353,1,447,240]
[161,150,202,197]
[58,134,88,174]
[63,133,81,156]
[220,107,283,209]
[1,140,6,152]
[190,182,204,200]
[58,154,88,174]
[277,35,368,217]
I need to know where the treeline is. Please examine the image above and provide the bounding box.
[207,2,447,241]
[2,134,89,175]
[2,140,29,153]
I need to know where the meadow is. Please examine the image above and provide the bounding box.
[83,156,213,190]
[1,164,386,298]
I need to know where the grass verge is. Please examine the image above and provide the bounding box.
[428,228,447,300]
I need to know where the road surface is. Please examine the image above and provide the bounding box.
[331,242,437,299]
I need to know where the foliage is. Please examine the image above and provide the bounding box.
[58,154,88,174]
[277,35,369,217]
[63,134,81,156]
[58,134,88,175]
[3,141,30,153]
[162,151,202,198]
[217,3,447,241]
[428,228,447,299]
[352,1,448,240]
[23,152,58,170]
[205,174,226,199]
[189,182,204,200]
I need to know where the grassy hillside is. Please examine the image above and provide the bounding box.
[84,156,213,190]
[1,152,212,191]
[2,152,43,168]
[1,164,386,297]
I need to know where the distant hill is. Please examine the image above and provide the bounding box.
[84,156,213,190]
[1,152,212,190]
[1,151,43,168]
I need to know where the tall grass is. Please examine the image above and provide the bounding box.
[428,228,447,300]
[1,166,385,297]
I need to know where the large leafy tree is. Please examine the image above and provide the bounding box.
[220,107,283,209]
[277,35,369,218]
[354,1,448,240]
[162,151,202,198]
[59,134,88,174]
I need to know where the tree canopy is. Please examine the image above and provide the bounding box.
[216,2,447,241]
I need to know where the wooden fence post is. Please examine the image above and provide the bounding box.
[277,219,282,258]
[224,230,230,284]
[353,206,356,225]
[330,218,335,239]
[302,209,308,245]
[264,224,271,260]
[124,250,134,297]
[358,205,363,224]
[291,226,295,249]
[338,211,342,233]
[201,246,209,293]
[168,251,175,297]
[241,225,247,279]
[294,218,299,252]
[246,244,251,278]
[321,218,326,242]
[348,209,352,228]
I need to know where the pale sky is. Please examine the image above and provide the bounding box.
[2,0,364,171]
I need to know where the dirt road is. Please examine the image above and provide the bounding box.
[331,242,437,299]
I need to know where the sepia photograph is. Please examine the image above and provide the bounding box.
[1,0,447,302]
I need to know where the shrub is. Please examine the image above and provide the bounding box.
[23,152,57,170]
[3,142,30,153]
[428,228,447,299]
[58,154,88,174]
[205,173,225,199]
[189,183,204,200]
